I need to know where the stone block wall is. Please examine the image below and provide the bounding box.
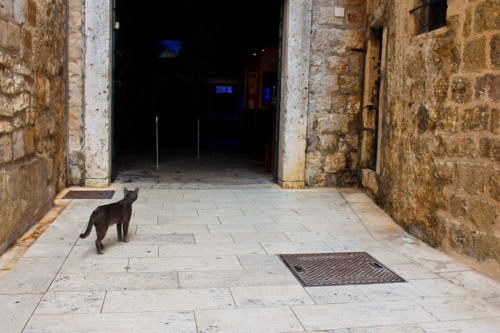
[365,0,500,279]
[0,0,66,253]
[305,0,366,187]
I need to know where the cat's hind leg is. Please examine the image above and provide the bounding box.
[95,238,104,254]
[95,226,107,254]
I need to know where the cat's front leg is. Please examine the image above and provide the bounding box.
[117,223,124,242]
[122,220,129,243]
[117,222,129,242]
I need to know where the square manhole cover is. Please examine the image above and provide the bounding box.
[63,190,115,200]
[280,252,405,286]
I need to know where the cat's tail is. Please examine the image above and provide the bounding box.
[79,212,96,239]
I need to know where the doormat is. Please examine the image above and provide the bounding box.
[280,252,405,286]
[63,190,115,200]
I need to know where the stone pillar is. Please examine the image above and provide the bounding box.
[67,0,86,186]
[277,0,312,189]
[84,0,112,187]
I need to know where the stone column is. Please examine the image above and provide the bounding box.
[84,0,112,187]
[277,0,312,189]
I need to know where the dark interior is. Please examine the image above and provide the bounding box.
[113,0,282,176]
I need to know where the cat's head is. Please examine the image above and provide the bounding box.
[123,187,139,202]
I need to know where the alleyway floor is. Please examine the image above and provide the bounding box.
[1,152,499,332]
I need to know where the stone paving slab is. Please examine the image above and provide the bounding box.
[291,301,437,331]
[179,269,299,288]
[1,185,500,333]
[195,307,304,333]
[49,271,179,292]
[24,312,196,332]
[102,288,235,312]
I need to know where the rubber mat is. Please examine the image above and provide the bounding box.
[62,190,115,199]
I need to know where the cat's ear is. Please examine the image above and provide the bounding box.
[134,187,139,194]
[123,187,128,195]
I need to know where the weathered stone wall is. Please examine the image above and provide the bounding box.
[364,0,500,279]
[306,0,366,187]
[0,0,66,253]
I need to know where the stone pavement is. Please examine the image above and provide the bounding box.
[1,184,500,332]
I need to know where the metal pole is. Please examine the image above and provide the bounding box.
[197,118,200,158]
[156,116,159,169]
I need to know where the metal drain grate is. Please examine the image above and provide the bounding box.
[63,190,115,200]
[280,252,405,286]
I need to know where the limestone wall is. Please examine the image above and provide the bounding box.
[67,0,85,185]
[0,0,66,253]
[306,0,366,187]
[364,0,500,279]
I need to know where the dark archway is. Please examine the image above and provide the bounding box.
[112,0,282,181]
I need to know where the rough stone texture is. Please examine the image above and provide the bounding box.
[451,195,468,218]
[492,34,500,69]
[0,0,66,254]
[363,0,500,280]
[83,0,112,187]
[480,138,500,162]
[451,76,473,103]
[490,171,500,201]
[470,199,498,228]
[305,0,365,187]
[462,105,489,131]
[449,221,500,264]
[475,0,500,33]
[277,0,313,189]
[67,0,85,185]
[476,74,500,101]
[464,36,487,72]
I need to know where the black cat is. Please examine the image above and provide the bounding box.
[80,187,139,254]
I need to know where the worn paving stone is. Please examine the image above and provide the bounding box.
[35,291,105,314]
[254,223,310,233]
[49,272,179,292]
[0,294,43,333]
[128,256,242,272]
[411,278,470,297]
[102,288,235,312]
[60,257,129,274]
[305,285,370,304]
[418,317,500,333]
[414,296,499,321]
[292,300,437,331]
[208,223,257,233]
[261,241,333,254]
[230,285,314,307]
[237,254,289,270]
[195,307,304,333]
[23,242,74,258]
[136,224,209,234]
[0,258,65,294]
[179,269,298,288]
[24,312,196,332]
[356,283,425,301]
[194,233,234,244]
[230,232,289,243]
[158,215,220,224]
[159,243,265,257]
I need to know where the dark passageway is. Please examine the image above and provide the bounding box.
[113,0,282,182]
